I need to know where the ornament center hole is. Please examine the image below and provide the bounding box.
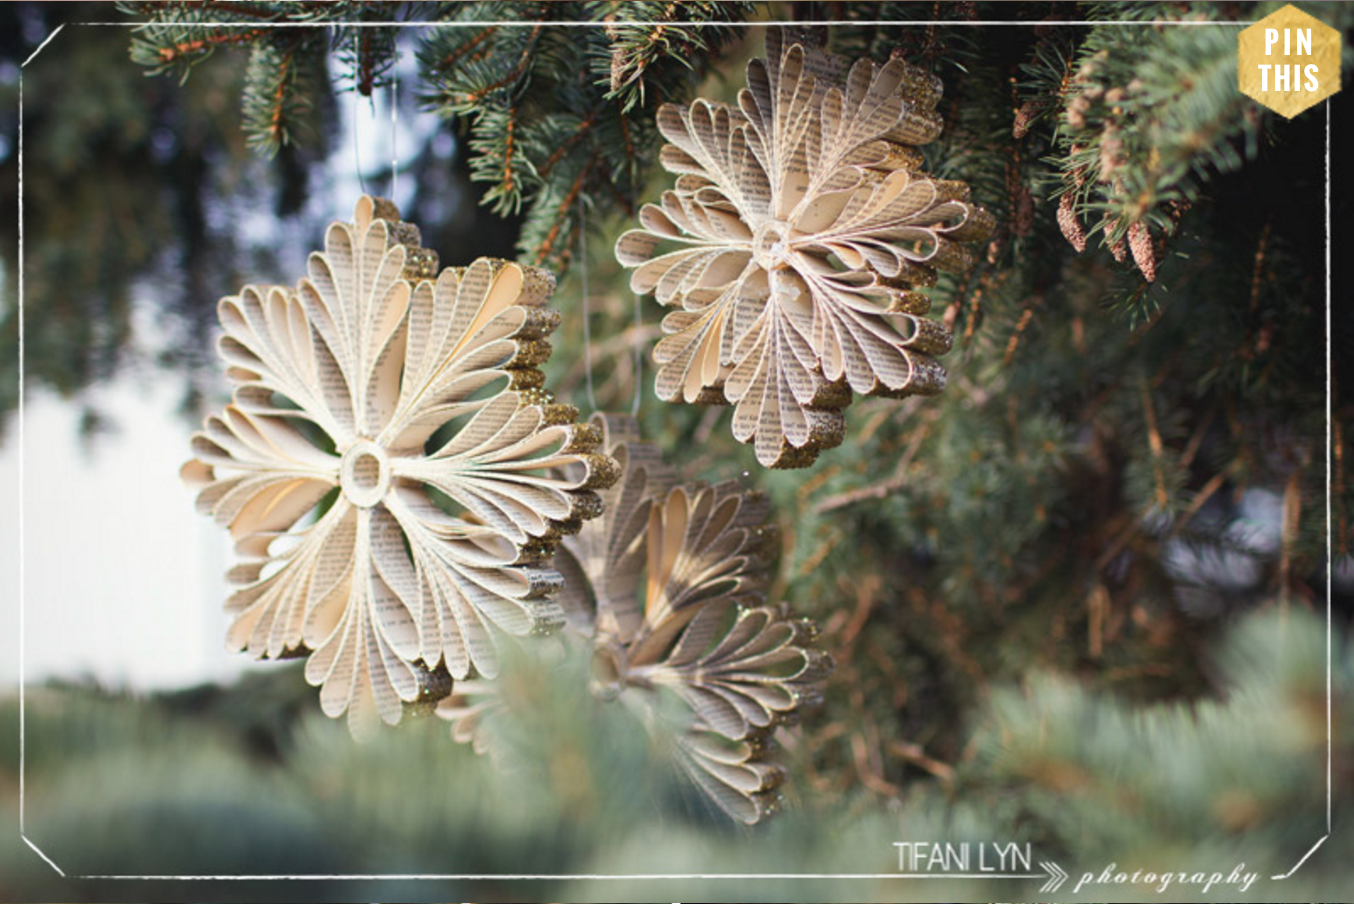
[340,440,391,508]
[752,220,795,270]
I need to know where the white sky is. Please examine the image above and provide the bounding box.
[0,28,434,692]
[0,377,255,691]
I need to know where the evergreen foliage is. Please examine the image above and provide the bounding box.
[2,609,1346,899]
[3,1,1351,897]
[122,0,756,265]
[0,3,270,440]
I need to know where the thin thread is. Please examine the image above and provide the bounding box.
[631,285,643,416]
[390,47,398,199]
[578,203,597,412]
[626,109,643,417]
[352,32,368,196]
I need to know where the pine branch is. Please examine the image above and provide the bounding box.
[241,32,323,158]
[531,163,590,267]
[595,0,755,113]
[150,26,270,66]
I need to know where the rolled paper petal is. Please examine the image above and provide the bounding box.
[184,195,618,737]
[616,28,995,468]
[438,414,830,824]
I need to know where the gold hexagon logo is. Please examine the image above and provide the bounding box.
[1239,4,1342,118]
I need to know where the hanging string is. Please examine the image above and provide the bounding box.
[577,201,643,416]
[578,202,598,413]
[631,284,643,416]
[627,128,644,417]
[389,47,399,200]
[352,31,368,196]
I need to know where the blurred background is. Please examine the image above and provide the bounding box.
[1,2,1351,901]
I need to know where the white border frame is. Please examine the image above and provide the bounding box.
[13,9,1334,896]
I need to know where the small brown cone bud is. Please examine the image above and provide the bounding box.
[1129,220,1156,282]
[1058,193,1087,252]
[1104,218,1128,262]
[1013,99,1040,139]
[1069,144,1088,188]
[1067,94,1090,129]
[1099,142,1124,181]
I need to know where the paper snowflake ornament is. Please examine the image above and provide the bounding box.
[616,29,995,468]
[183,196,619,737]
[439,414,831,823]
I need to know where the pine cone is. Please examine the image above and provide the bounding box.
[1058,193,1087,252]
[1104,217,1128,262]
[1129,220,1156,281]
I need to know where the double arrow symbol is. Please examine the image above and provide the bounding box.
[1040,860,1069,893]
[888,859,1067,893]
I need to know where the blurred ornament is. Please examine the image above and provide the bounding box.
[441,414,830,823]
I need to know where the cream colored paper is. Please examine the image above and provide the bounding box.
[184,196,619,738]
[617,29,995,468]
[438,413,830,823]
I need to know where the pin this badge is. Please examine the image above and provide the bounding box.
[1238,4,1342,119]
